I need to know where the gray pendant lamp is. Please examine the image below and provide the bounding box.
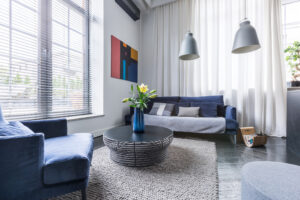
[232,0,260,54]
[179,32,199,60]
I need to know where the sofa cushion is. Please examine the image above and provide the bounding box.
[145,96,179,114]
[144,114,226,134]
[153,96,180,102]
[217,104,225,117]
[0,121,35,136]
[179,95,224,105]
[43,133,93,185]
[177,107,199,117]
[149,103,175,116]
[174,102,190,116]
[190,102,218,117]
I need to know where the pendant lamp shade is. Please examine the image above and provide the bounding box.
[232,20,261,54]
[179,32,199,60]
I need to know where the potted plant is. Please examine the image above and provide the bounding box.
[122,83,157,133]
[284,41,300,87]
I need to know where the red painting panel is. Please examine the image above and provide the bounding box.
[111,35,120,79]
[111,35,138,83]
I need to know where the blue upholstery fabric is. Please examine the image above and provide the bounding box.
[22,118,67,139]
[242,161,300,200]
[225,119,238,131]
[190,102,218,117]
[0,133,44,200]
[44,133,93,185]
[179,95,224,105]
[0,119,94,200]
[225,106,237,120]
[225,106,238,134]
[153,96,180,102]
[0,121,35,136]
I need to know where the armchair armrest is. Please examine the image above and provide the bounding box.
[0,133,44,199]
[225,106,239,134]
[22,118,67,139]
[225,105,237,120]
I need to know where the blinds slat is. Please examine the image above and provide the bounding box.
[0,0,92,120]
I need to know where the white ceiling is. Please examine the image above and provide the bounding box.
[149,0,177,8]
[132,0,177,11]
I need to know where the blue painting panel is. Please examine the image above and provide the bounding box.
[123,60,126,80]
[128,62,137,83]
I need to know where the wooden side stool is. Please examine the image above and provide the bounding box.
[239,127,267,147]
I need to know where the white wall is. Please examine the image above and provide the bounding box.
[140,11,155,89]
[68,0,140,135]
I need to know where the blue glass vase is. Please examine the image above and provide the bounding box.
[133,108,144,133]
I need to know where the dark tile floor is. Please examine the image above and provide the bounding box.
[94,134,300,200]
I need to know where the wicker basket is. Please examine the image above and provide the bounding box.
[239,127,267,148]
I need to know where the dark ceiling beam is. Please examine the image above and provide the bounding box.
[115,0,140,21]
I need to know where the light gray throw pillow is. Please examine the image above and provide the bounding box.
[177,107,200,117]
[149,103,175,116]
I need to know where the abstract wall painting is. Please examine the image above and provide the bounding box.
[111,35,138,83]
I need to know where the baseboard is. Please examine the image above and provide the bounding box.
[90,123,125,137]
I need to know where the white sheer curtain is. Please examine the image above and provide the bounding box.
[150,0,286,136]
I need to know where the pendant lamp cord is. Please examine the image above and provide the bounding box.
[244,0,247,20]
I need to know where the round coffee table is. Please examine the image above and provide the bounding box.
[103,125,173,167]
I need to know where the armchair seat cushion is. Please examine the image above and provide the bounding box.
[43,133,93,185]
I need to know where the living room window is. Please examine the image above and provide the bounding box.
[0,0,91,120]
[282,0,300,83]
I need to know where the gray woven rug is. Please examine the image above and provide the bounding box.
[52,138,218,200]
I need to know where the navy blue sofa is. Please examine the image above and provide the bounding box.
[0,119,93,200]
[125,95,238,141]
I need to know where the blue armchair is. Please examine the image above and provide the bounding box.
[0,119,94,200]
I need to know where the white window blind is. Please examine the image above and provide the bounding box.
[0,0,91,120]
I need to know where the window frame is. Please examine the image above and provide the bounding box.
[2,0,91,120]
[281,0,300,83]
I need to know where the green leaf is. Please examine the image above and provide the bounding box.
[131,84,133,92]
[122,98,129,103]
[149,94,157,98]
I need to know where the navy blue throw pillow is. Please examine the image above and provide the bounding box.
[190,102,218,117]
[0,121,35,136]
[217,104,225,117]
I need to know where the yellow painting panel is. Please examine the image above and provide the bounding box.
[131,48,138,61]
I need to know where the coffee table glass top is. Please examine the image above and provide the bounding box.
[104,125,173,142]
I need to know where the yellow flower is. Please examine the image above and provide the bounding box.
[139,83,148,93]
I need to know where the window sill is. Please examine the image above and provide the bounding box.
[67,114,104,121]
